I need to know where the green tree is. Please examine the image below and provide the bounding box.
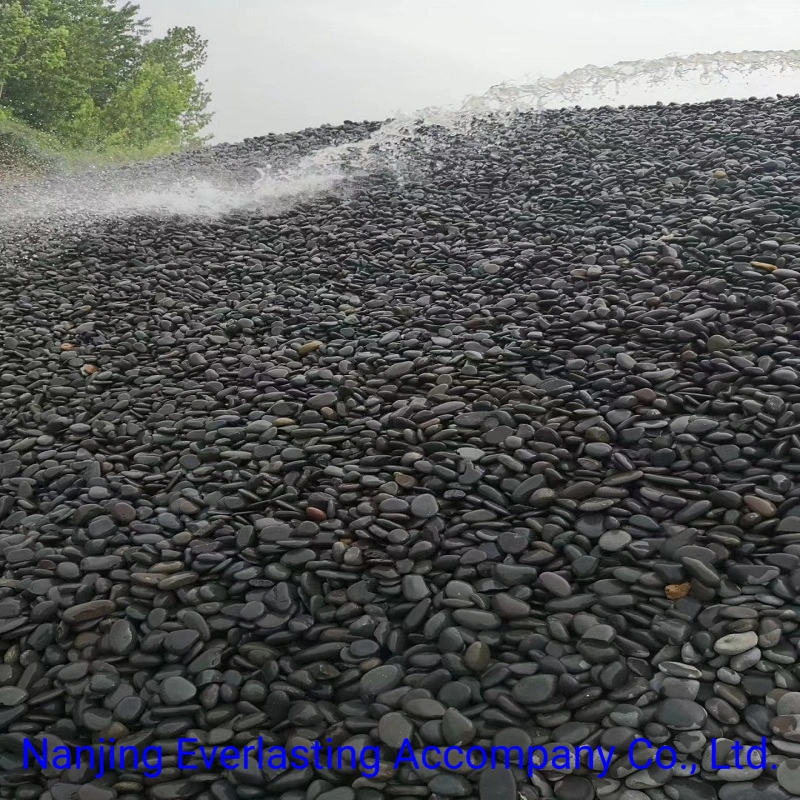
[0,0,69,104]
[92,60,193,150]
[0,0,211,154]
[142,25,213,145]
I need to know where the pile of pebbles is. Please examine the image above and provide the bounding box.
[1,94,800,800]
[107,118,387,189]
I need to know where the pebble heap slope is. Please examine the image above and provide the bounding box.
[1,96,800,800]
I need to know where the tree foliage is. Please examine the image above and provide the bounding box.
[0,0,211,154]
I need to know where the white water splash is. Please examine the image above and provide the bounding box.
[2,48,800,224]
[460,49,800,115]
[0,161,346,226]
[323,49,800,166]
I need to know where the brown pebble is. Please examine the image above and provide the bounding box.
[744,495,777,517]
[666,583,692,600]
[395,473,417,489]
[298,340,323,356]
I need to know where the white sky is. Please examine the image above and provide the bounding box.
[135,0,800,143]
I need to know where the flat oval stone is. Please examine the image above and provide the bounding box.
[512,674,558,704]
[378,711,413,749]
[537,571,572,597]
[715,632,759,656]
[63,600,116,625]
[160,676,197,705]
[655,698,707,730]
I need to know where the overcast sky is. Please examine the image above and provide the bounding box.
[135,0,800,144]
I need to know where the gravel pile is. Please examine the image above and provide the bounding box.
[110,119,387,186]
[1,95,800,800]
